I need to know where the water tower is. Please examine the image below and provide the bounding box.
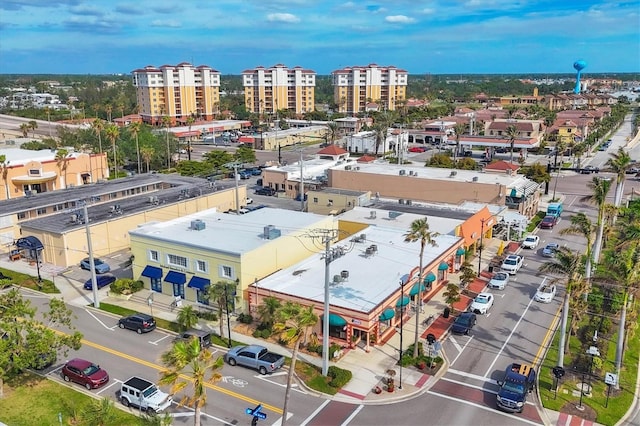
[573,60,587,94]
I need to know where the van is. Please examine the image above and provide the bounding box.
[175,329,212,348]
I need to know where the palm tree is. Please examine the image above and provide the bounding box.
[128,121,142,174]
[403,218,439,357]
[453,123,466,164]
[28,120,38,137]
[505,124,518,164]
[105,124,119,179]
[560,213,595,282]
[257,296,281,328]
[606,147,632,207]
[539,247,584,366]
[442,283,461,312]
[55,148,70,189]
[159,338,224,426]
[81,397,117,426]
[92,119,105,179]
[207,281,236,346]
[326,121,339,145]
[373,123,386,157]
[580,177,613,266]
[19,123,29,137]
[162,116,172,169]
[140,146,155,172]
[0,155,10,200]
[105,104,113,122]
[186,116,195,161]
[176,305,199,332]
[551,139,566,200]
[273,302,317,426]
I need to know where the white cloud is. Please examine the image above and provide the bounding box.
[421,8,435,15]
[385,15,415,24]
[150,19,181,28]
[266,13,300,23]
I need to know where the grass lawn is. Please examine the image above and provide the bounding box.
[0,267,58,293]
[539,325,639,425]
[0,372,138,426]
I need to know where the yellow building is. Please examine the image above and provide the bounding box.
[557,120,581,145]
[242,64,316,116]
[332,64,408,114]
[132,63,221,126]
[129,208,336,310]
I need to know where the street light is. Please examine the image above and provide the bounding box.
[477,218,486,275]
[398,278,405,390]
[225,283,233,348]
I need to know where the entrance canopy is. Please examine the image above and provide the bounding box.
[15,236,44,250]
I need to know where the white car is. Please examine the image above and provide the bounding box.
[535,283,557,303]
[521,235,540,249]
[488,272,510,290]
[245,197,254,205]
[542,243,559,258]
[501,255,523,275]
[470,292,494,314]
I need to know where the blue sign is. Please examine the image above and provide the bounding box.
[246,404,267,420]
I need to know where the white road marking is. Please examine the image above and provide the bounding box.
[450,335,474,366]
[96,379,120,394]
[149,334,171,345]
[483,277,544,378]
[428,390,540,425]
[448,335,462,353]
[84,308,116,330]
[300,400,330,426]
[447,369,498,385]
[270,412,294,426]
[254,373,305,393]
[340,404,364,426]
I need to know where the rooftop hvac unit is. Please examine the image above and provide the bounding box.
[264,224,281,240]
[399,199,405,204]
[24,190,33,198]
[148,196,159,204]
[409,171,414,176]
[472,176,479,182]
[388,211,401,219]
[399,169,406,176]
[449,171,457,177]
[406,199,412,205]
[345,165,352,171]
[369,211,377,219]
[341,270,350,279]
[190,219,206,231]
[365,247,374,256]
[332,275,343,284]
[413,172,418,177]
[360,233,366,242]
[369,244,378,253]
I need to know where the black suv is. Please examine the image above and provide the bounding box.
[118,313,156,334]
[255,187,276,196]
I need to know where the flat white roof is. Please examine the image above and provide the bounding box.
[0,147,84,166]
[331,162,533,188]
[256,225,462,314]
[129,207,329,255]
[339,207,463,236]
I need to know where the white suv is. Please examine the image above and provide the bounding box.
[501,255,523,275]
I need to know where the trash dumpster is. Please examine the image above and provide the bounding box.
[443,307,450,318]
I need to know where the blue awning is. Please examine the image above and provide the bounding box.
[456,247,466,256]
[15,236,44,250]
[424,272,436,283]
[409,282,426,297]
[396,295,410,307]
[379,308,395,321]
[187,276,210,290]
[439,262,449,271]
[164,271,186,285]
[141,265,163,279]
[321,313,347,327]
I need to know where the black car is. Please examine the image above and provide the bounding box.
[83,274,116,290]
[255,187,276,196]
[580,166,599,174]
[451,312,477,335]
[118,313,156,334]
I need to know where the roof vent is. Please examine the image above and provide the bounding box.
[264,224,281,240]
[345,165,352,171]
[360,233,366,242]
[341,270,350,280]
[190,219,206,231]
[449,171,457,177]
[399,169,406,176]
[472,176,479,182]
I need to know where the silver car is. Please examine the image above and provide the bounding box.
[542,243,559,257]
[488,272,509,290]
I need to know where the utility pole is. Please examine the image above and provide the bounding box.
[299,149,305,212]
[83,203,99,308]
[225,162,242,214]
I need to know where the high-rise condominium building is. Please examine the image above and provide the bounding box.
[332,64,408,114]
[132,63,221,126]
[242,64,316,116]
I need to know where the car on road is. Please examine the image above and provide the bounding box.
[534,283,557,303]
[452,312,477,335]
[61,358,109,390]
[408,146,428,153]
[626,166,640,175]
[488,272,510,290]
[539,215,558,229]
[83,274,116,290]
[80,257,111,274]
[501,255,524,275]
[542,243,560,257]
[521,235,540,249]
[118,313,156,334]
[470,292,494,314]
[238,170,251,179]
[255,187,276,196]
[580,166,599,174]
[245,197,254,205]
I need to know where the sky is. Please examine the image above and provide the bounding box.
[1,0,639,76]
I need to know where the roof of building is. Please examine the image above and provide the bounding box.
[255,225,461,314]
[129,207,329,255]
[338,206,463,236]
[484,160,520,172]
[317,145,348,156]
[0,147,86,166]
[356,155,376,163]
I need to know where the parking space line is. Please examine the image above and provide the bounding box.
[96,379,121,395]
[149,334,171,345]
[84,308,117,330]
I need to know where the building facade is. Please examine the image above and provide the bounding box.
[332,64,407,114]
[242,64,316,116]
[132,63,221,126]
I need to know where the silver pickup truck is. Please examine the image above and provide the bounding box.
[224,344,285,375]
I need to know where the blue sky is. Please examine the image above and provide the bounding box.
[1,0,639,75]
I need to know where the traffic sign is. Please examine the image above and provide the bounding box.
[605,372,618,386]
[246,404,267,420]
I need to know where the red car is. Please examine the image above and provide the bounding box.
[408,146,427,153]
[539,215,558,229]
[61,358,109,390]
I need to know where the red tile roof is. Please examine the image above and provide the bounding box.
[317,145,348,155]
[357,155,376,163]
[484,160,520,172]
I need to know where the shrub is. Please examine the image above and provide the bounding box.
[261,329,272,339]
[109,279,143,295]
[196,311,217,321]
[252,329,262,338]
[306,343,322,355]
[327,366,352,388]
[237,313,253,324]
